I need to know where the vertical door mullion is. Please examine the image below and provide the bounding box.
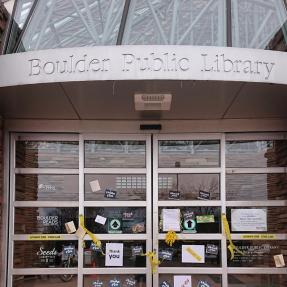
[221,134,228,287]
[78,135,84,287]
[152,135,159,287]
[7,134,16,287]
[146,135,153,286]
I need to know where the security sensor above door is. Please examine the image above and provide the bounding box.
[134,93,172,111]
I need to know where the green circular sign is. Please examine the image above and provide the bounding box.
[109,219,121,230]
[183,219,196,230]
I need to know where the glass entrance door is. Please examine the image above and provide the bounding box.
[153,133,287,287]
[153,134,224,287]
[8,132,287,287]
[9,133,152,287]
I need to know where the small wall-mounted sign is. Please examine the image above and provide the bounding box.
[168,191,181,200]
[198,190,210,200]
[197,280,211,287]
[183,218,197,233]
[196,215,215,224]
[122,211,134,221]
[104,189,117,199]
[131,245,143,257]
[160,281,171,287]
[108,218,122,234]
[108,279,121,287]
[92,280,104,287]
[125,277,136,286]
[206,244,219,256]
[159,249,174,261]
[63,245,76,256]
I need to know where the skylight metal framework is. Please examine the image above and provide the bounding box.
[3,0,287,53]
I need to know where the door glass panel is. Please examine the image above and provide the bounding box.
[13,241,78,268]
[159,174,220,200]
[228,274,287,287]
[226,173,287,200]
[159,274,222,287]
[159,240,221,267]
[159,140,220,168]
[83,240,146,268]
[16,141,79,168]
[227,207,287,234]
[85,140,146,168]
[226,140,287,168]
[14,207,78,234]
[15,174,79,201]
[227,240,287,267]
[159,207,221,234]
[85,174,146,201]
[84,274,146,286]
[85,207,146,234]
[13,275,78,287]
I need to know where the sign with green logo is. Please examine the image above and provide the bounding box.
[196,215,215,223]
[108,218,122,233]
[183,218,197,233]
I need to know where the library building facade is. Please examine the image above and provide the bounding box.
[0,1,287,287]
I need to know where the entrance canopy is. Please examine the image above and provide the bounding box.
[0,79,287,121]
[0,46,287,120]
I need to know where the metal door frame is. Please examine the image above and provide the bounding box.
[153,132,287,287]
[7,132,152,287]
[5,131,287,286]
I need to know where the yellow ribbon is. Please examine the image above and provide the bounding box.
[186,247,202,261]
[165,230,178,247]
[143,251,161,274]
[222,213,244,260]
[79,214,105,255]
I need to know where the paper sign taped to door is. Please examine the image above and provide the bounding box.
[95,215,107,225]
[89,180,101,192]
[174,275,192,287]
[274,254,285,267]
[182,245,205,263]
[231,208,267,232]
[105,243,123,266]
[65,221,76,233]
[162,209,181,232]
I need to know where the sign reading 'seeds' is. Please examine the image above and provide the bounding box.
[0,46,286,86]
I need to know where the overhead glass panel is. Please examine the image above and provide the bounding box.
[5,0,35,53]
[16,0,125,52]
[232,0,287,49]
[122,0,226,46]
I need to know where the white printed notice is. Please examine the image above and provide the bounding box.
[105,243,123,267]
[162,209,181,232]
[231,208,267,232]
[182,245,205,263]
[174,275,192,287]
[89,180,101,192]
[95,215,107,225]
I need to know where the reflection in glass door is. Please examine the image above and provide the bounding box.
[8,132,287,287]
[153,133,287,287]
[153,135,224,287]
[9,134,152,287]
